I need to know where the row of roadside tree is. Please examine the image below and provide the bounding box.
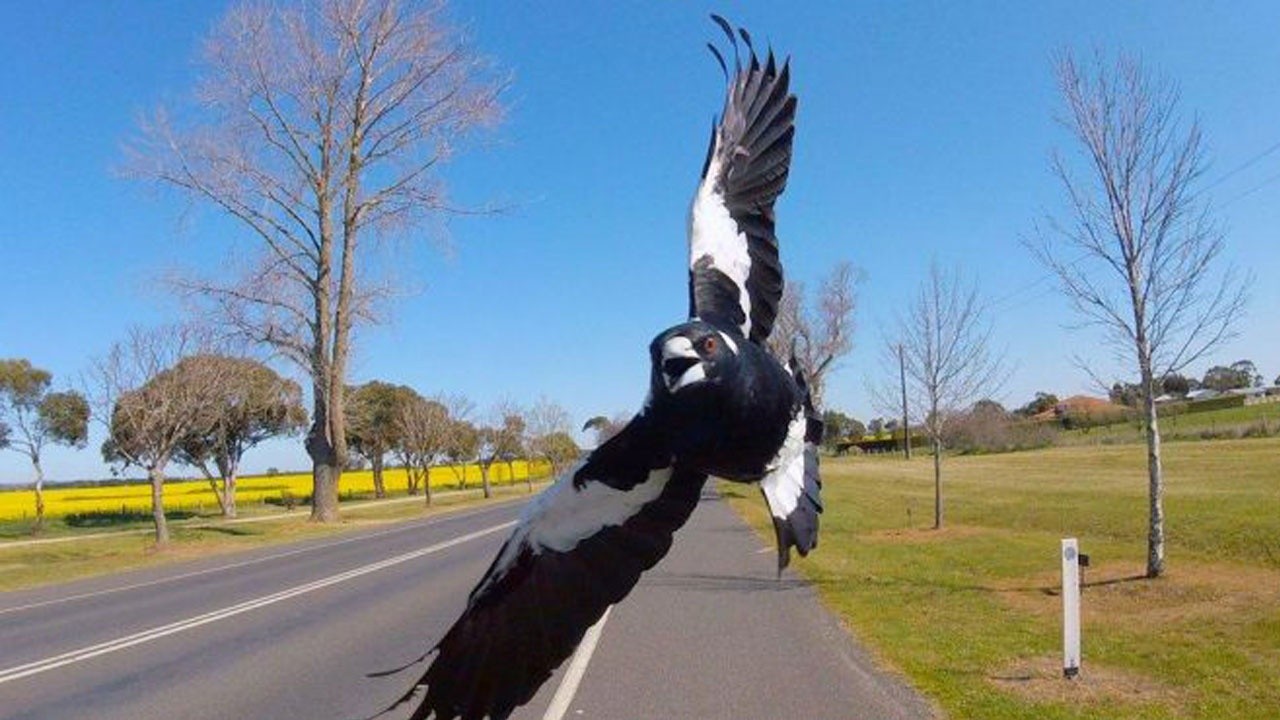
[0,334,582,544]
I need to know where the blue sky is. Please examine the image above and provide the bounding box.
[3,1,1279,484]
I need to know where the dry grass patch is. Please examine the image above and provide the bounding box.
[996,560,1280,629]
[990,656,1185,710]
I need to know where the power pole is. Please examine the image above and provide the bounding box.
[899,343,911,459]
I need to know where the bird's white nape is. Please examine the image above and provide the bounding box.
[716,330,739,355]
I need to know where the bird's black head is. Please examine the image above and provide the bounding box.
[649,320,742,397]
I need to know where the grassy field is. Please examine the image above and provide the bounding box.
[0,460,550,525]
[723,436,1280,719]
[1063,400,1280,445]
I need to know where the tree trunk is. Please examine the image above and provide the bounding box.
[405,462,420,495]
[422,466,433,506]
[221,454,239,520]
[311,458,341,521]
[899,344,912,460]
[307,404,341,522]
[480,461,492,499]
[1140,356,1166,578]
[932,436,943,530]
[206,477,229,516]
[225,473,238,519]
[371,453,386,499]
[201,461,231,517]
[32,458,45,534]
[148,465,170,546]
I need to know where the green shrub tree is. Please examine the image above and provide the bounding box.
[346,381,421,499]
[0,359,90,531]
[175,356,307,518]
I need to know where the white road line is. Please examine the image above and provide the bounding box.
[0,500,525,618]
[0,521,515,686]
[542,606,613,720]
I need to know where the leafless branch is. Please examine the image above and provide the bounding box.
[767,261,860,408]
[123,0,505,520]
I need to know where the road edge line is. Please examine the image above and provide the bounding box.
[542,605,612,720]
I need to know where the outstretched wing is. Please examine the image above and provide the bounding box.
[760,359,824,573]
[688,17,797,345]
[393,412,707,720]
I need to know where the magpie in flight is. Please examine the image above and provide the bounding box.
[387,16,822,720]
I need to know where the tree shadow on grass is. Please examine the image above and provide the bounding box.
[63,509,197,529]
[182,525,260,537]
[1036,573,1151,596]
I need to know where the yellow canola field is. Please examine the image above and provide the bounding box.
[0,460,552,521]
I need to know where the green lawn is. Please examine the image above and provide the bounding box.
[1063,400,1280,445]
[723,437,1280,719]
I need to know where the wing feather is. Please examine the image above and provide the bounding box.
[760,361,825,573]
[393,415,707,720]
[688,23,797,345]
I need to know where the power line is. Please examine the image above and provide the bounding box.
[989,137,1280,311]
[1201,140,1280,193]
[1219,168,1280,208]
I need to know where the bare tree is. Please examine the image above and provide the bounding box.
[436,393,477,490]
[0,360,90,531]
[126,0,505,522]
[1033,51,1248,577]
[174,355,307,518]
[877,262,1004,530]
[767,261,859,408]
[91,328,226,545]
[395,394,449,504]
[524,397,577,478]
[476,401,524,497]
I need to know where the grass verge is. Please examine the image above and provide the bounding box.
[0,484,542,593]
[722,437,1280,720]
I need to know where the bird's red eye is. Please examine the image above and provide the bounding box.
[702,336,717,353]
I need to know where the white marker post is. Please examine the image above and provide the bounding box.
[1061,538,1081,679]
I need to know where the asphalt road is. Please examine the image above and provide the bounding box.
[0,492,932,720]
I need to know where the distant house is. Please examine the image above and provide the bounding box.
[1186,388,1220,401]
[1153,393,1179,405]
[1227,386,1280,405]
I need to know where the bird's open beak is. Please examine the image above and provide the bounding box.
[661,337,705,392]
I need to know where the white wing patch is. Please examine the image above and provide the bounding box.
[761,405,806,518]
[688,150,753,337]
[482,466,674,592]
[530,468,673,551]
